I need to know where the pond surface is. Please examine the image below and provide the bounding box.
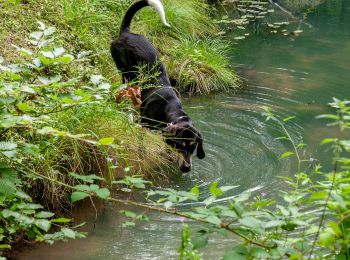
[20,1,350,259]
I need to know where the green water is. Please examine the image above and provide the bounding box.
[21,1,350,259]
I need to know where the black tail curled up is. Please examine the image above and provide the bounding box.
[119,0,170,36]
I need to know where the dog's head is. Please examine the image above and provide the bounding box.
[162,118,205,172]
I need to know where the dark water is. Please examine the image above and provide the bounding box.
[21,1,350,259]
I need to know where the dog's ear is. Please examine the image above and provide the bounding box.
[162,123,177,137]
[196,132,205,159]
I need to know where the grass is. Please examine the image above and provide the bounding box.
[0,0,239,250]
[23,101,178,210]
[0,0,239,94]
[0,0,239,210]
[167,37,240,94]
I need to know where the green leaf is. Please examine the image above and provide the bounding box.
[1,150,17,158]
[17,203,43,210]
[122,221,136,227]
[90,75,104,85]
[209,181,223,198]
[71,192,89,203]
[328,221,342,236]
[316,114,339,120]
[203,196,215,206]
[37,21,46,30]
[20,86,36,94]
[74,185,90,191]
[164,201,173,209]
[61,228,76,239]
[223,245,247,260]
[17,103,34,112]
[51,218,72,223]
[279,151,295,159]
[205,215,221,226]
[35,219,51,232]
[56,55,74,64]
[44,27,56,36]
[30,31,43,40]
[221,209,237,218]
[319,231,335,246]
[95,188,110,200]
[135,214,149,221]
[89,184,100,192]
[121,210,137,219]
[283,116,296,122]
[0,142,17,151]
[220,186,238,193]
[40,51,54,59]
[0,178,17,196]
[15,190,31,200]
[310,191,328,200]
[0,244,11,249]
[99,138,114,146]
[191,233,208,250]
[69,173,105,183]
[320,138,337,145]
[0,168,20,196]
[190,185,200,197]
[251,247,270,258]
[275,136,289,141]
[34,211,55,219]
[239,216,262,229]
[38,75,61,84]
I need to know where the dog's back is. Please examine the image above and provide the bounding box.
[111,0,170,85]
[111,33,170,86]
[140,86,183,127]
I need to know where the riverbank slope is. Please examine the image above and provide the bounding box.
[0,0,239,255]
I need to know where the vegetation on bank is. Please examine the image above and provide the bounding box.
[0,21,178,252]
[1,0,349,259]
[0,0,239,95]
[0,0,238,254]
[152,101,350,259]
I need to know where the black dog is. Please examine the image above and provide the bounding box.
[111,0,205,172]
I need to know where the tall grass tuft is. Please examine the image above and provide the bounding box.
[167,37,240,94]
[54,0,239,94]
[26,102,177,210]
[1,0,239,94]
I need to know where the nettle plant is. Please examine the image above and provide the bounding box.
[0,22,113,249]
[114,99,350,259]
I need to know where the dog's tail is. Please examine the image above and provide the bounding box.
[120,0,170,36]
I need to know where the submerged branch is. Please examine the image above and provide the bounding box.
[17,162,272,251]
[268,0,313,28]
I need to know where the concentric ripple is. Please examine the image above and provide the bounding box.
[179,84,304,200]
[20,4,350,259]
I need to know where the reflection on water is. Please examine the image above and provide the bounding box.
[20,1,350,259]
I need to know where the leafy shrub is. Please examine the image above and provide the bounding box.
[0,21,95,251]
[113,99,350,259]
[0,21,174,253]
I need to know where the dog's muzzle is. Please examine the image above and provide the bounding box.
[178,153,192,173]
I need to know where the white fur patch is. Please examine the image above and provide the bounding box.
[147,0,171,27]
